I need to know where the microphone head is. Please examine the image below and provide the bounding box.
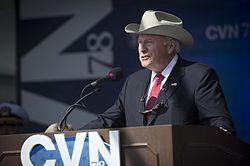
[107,67,124,81]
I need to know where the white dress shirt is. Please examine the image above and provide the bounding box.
[146,54,178,103]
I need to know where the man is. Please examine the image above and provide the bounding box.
[81,10,235,134]
[47,10,235,134]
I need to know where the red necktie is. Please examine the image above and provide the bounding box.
[145,74,165,121]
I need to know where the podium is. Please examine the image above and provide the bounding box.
[0,125,249,166]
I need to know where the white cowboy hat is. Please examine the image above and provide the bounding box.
[125,10,194,47]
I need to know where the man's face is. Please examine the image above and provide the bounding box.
[137,34,173,73]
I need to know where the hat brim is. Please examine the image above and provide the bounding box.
[125,23,193,47]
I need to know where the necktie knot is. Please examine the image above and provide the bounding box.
[155,74,164,83]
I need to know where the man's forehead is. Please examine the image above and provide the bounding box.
[137,34,166,40]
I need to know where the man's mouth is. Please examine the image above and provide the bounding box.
[141,55,150,60]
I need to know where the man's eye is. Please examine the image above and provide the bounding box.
[145,41,153,45]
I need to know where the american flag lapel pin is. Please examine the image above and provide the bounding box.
[171,82,177,87]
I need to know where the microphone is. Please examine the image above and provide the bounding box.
[139,102,167,115]
[140,95,147,102]
[57,87,101,132]
[80,67,124,98]
[57,67,124,132]
[89,67,124,87]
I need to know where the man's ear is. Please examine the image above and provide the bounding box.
[167,41,176,54]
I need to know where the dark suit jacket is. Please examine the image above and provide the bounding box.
[82,57,235,134]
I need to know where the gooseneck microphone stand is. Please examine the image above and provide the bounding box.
[57,85,102,132]
[57,67,124,132]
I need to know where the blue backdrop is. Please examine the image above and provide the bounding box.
[18,0,250,143]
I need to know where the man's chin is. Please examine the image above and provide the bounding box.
[141,64,154,71]
[141,62,150,68]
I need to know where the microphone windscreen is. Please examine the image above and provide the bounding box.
[107,67,124,81]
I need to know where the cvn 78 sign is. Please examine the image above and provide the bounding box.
[20,131,120,166]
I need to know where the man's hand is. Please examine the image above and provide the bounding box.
[45,123,74,133]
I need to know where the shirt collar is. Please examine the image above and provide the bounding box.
[150,54,178,82]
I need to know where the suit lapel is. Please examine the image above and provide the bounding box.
[137,70,151,125]
[147,58,185,125]
[162,62,184,101]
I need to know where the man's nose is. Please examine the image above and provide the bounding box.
[139,44,147,54]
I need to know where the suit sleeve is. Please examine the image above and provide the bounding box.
[195,68,236,134]
[79,79,128,130]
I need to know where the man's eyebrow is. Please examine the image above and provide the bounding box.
[141,38,154,42]
[137,37,154,43]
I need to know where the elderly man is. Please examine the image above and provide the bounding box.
[47,10,235,134]
[81,10,235,134]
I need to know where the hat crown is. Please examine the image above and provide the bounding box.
[139,10,183,31]
[124,10,194,47]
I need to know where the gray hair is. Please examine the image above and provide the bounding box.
[174,40,180,53]
[165,37,180,53]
